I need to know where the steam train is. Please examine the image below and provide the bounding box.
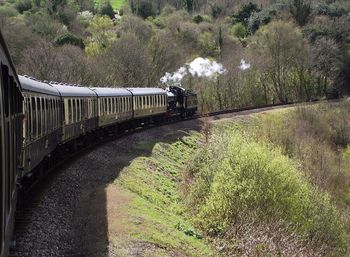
[0,31,197,257]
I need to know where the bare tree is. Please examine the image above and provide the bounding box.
[103,33,151,87]
[250,21,309,103]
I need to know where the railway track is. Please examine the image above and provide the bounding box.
[9,99,334,257]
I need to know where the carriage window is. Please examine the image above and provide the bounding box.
[102,98,106,115]
[78,99,81,121]
[80,99,83,121]
[123,98,125,112]
[24,98,29,139]
[2,64,9,117]
[48,99,51,130]
[71,99,74,123]
[78,99,84,121]
[68,99,71,124]
[76,99,79,122]
[54,99,57,128]
[53,100,56,127]
[36,98,41,137]
[41,98,45,134]
[46,99,49,132]
[87,99,89,118]
[31,97,36,137]
[84,98,86,118]
[58,100,60,127]
[87,99,90,118]
[51,100,54,129]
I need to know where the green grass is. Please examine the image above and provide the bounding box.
[110,0,126,9]
[109,132,216,256]
[95,0,126,10]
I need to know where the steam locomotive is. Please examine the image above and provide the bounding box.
[0,31,197,257]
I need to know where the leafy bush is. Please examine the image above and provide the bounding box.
[252,103,350,207]
[27,12,67,40]
[186,128,348,255]
[0,3,19,17]
[232,2,260,26]
[197,32,219,57]
[192,14,203,24]
[97,0,115,19]
[231,22,246,39]
[54,33,85,49]
[58,7,77,25]
[317,3,347,18]
[290,0,311,26]
[210,3,222,19]
[136,0,154,19]
[15,0,32,14]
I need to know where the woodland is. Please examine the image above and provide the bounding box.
[0,0,349,111]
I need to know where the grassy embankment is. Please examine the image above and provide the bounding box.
[108,101,350,256]
[108,134,216,256]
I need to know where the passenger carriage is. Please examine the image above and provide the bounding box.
[0,32,23,257]
[91,87,133,128]
[128,88,167,121]
[50,83,98,144]
[19,76,62,176]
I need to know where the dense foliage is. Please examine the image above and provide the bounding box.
[0,0,349,111]
[183,101,350,256]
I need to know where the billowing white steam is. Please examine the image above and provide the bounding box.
[239,59,251,70]
[188,57,226,77]
[160,57,226,85]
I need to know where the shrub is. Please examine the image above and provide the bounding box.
[192,14,203,24]
[210,3,222,19]
[231,22,246,39]
[290,0,311,26]
[232,2,260,26]
[58,7,77,25]
[27,12,68,40]
[97,0,115,19]
[15,0,32,13]
[317,3,347,18]
[0,4,19,17]
[187,129,348,255]
[197,32,219,57]
[54,33,85,49]
[137,1,155,19]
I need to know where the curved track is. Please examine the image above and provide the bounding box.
[9,101,328,257]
